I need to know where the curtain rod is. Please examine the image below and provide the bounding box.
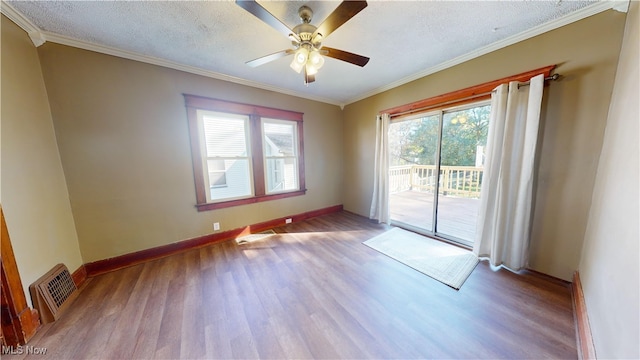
[518,73,560,88]
[389,74,560,119]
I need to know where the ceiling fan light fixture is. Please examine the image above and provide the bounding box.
[290,47,309,73]
[306,63,318,76]
[308,50,325,70]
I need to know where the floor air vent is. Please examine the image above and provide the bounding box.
[29,264,79,324]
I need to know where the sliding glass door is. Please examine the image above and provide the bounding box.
[388,101,490,246]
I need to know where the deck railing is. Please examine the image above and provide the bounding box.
[389,165,484,198]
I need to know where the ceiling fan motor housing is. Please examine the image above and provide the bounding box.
[298,5,313,23]
[293,23,317,42]
[292,5,321,47]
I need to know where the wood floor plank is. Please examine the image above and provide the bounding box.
[5,211,578,359]
[179,249,207,359]
[130,257,176,358]
[154,254,186,359]
[275,286,342,359]
[104,260,160,358]
[74,265,146,359]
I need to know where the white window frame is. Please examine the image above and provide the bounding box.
[197,110,254,203]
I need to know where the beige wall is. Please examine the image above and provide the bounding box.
[1,16,84,305]
[579,2,639,358]
[36,43,344,263]
[343,9,627,281]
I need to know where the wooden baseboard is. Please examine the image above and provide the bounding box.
[523,268,572,287]
[71,265,87,288]
[85,205,343,277]
[572,271,597,359]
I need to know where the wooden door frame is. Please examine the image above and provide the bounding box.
[1,205,40,346]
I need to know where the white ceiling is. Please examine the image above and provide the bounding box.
[2,1,623,106]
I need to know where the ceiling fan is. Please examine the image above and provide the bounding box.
[236,1,370,85]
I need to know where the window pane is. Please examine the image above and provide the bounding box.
[207,159,227,188]
[200,112,252,202]
[437,104,490,243]
[263,121,295,157]
[209,159,252,201]
[265,158,298,193]
[389,114,440,232]
[203,115,248,157]
[263,119,298,194]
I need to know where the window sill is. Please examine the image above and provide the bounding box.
[195,189,307,211]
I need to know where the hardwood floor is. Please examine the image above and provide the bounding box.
[5,211,577,359]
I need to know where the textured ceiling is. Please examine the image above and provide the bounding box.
[5,1,606,106]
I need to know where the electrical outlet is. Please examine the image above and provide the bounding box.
[213,222,220,231]
[285,218,292,224]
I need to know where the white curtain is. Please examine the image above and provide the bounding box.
[370,113,391,224]
[473,74,545,271]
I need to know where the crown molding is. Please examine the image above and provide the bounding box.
[342,0,629,105]
[41,31,342,106]
[611,0,630,13]
[1,1,45,46]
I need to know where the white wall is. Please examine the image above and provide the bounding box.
[578,2,639,358]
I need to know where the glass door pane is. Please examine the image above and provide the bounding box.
[389,114,440,232]
[388,101,490,247]
[437,104,491,244]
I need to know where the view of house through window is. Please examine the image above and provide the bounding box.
[388,101,491,245]
[263,119,299,193]
[184,94,305,211]
[208,159,228,188]
[199,112,253,202]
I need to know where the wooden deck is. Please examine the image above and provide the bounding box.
[390,190,480,243]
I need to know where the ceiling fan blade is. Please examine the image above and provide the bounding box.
[236,0,293,38]
[246,49,294,67]
[312,1,367,40]
[322,47,370,67]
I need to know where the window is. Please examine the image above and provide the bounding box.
[185,95,305,211]
[263,119,299,193]
[199,112,252,201]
